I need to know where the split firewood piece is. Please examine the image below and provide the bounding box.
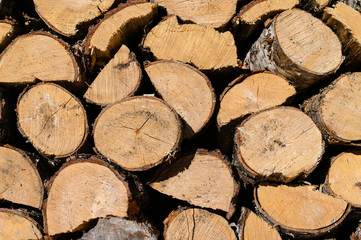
[44,156,134,236]
[93,96,181,171]
[0,20,15,50]
[255,185,350,238]
[164,208,237,240]
[154,0,237,29]
[244,9,343,89]
[0,145,43,209]
[323,2,361,68]
[80,217,158,240]
[217,72,295,152]
[17,83,88,158]
[237,207,281,240]
[150,149,238,218]
[0,209,43,240]
[145,60,215,138]
[85,1,157,67]
[233,107,323,183]
[33,0,115,36]
[143,16,238,71]
[0,32,79,84]
[303,0,330,12]
[232,0,299,41]
[337,0,361,12]
[84,45,141,106]
[303,72,361,145]
[351,223,361,240]
[325,151,361,207]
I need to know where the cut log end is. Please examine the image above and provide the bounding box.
[0,20,15,50]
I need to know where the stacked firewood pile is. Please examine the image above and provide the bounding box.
[1,0,361,239]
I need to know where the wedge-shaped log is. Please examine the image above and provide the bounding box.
[145,60,215,138]
[244,9,342,89]
[34,0,115,36]
[143,16,238,71]
[255,185,350,238]
[150,149,238,218]
[164,208,237,240]
[84,45,141,105]
[17,83,88,158]
[94,96,181,171]
[233,107,324,183]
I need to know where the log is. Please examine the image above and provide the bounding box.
[244,8,343,89]
[143,15,238,71]
[163,208,237,240]
[149,149,238,218]
[232,0,300,41]
[84,45,141,106]
[325,151,361,207]
[0,208,43,240]
[233,106,324,183]
[351,223,361,240]
[33,0,115,36]
[0,31,80,85]
[302,0,331,12]
[17,83,88,158]
[237,207,281,240]
[337,0,361,12]
[154,0,237,29]
[84,1,157,67]
[145,60,215,138]
[217,72,295,152]
[0,20,15,51]
[303,72,361,145]
[80,217,158,240]
[0,145,43,209]
[254,184,351,238]
[93,96,181,171]
[44,156,135,236]
[323,2,361,68]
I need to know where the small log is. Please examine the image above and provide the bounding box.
[302,0,330,12]
[337,0,361,12]
[17,83,88,158]
[149,149,238,218]
[217,72,295,152]
[323,2,361,68]
[93,96,181,171]
[84,45,141,106]
[255,184,351,238]
[0,20,15,50]
[237,207,281,240]
[232,0,300,41]
[33,0,115,37]
[325,151,361,207]
[154,0,237,29]
[303,72,361,145]
[145,60,215,138]
[143,15,238,71]
[44,156,135,236]
[85,1,157,67]
[0,208,43,239]
[163,208,237,240]
[80,217,158,240]
[0,145,43,209]
[244,9,343,89]
[0,31,80,85]
[233,107,323,183]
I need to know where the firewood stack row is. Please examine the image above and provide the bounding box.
[0,0,361,239]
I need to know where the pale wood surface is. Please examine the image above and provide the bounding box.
[0,146,43,209]
[94,96,181,171]
[234,107,323,182]
[45,158,130,236]
[84,45,141,105]
[150,149,237,216]
[34,0,115,36]
[0,209,42,240]
[164,208,237,240]
[143,15,238,71]
[145,60,215,137]
[255,185,349,235]
[155,0,237,29]
[0,32,79,84]
[303,0,330,12]
[0,20,14,49]
[17,83,88,157]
